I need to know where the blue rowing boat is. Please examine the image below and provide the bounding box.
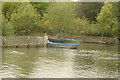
[48,38,80,43]
[47,42,80,49]
[48,38,64,43]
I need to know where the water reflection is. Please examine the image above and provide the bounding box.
[1,43,118,78]
[2,48,41,78]
[29,48,76,78]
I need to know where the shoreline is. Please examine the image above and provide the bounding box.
[49,34,119,44]
[0,35,119,48]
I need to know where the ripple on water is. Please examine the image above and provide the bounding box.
[2,47,118,78]
[8,50,24,54]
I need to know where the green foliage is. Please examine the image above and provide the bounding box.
[76,2,103,22]
[72,18,89,35]
[110,2,118,38]
[9,3,41,35]
[0,3,2,36]
[2,2,21,21]
[2,15,15,36]
[118,2,120,39]
[1,2,118,38]
[31,2,50,18]
[41,2,76,35]
[96,2,118,37]
[83,23,101,36]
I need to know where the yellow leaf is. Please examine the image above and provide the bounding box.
[44,20,50,25]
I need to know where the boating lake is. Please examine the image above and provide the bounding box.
[1,42,118,78]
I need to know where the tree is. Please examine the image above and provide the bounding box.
[0,3,2,36]
[31,2,50,19]
[118,2,120,40]
[97,2,114,37]
[96,2,119,37]
[2,15,15,36]
[9,3,41,35]
[76,2,103,22]
[110,2,118,38]
[41,2,76,35]
[72,17,89,35]
[2,2,21,21]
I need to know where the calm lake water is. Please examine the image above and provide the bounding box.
[1,43,118,78]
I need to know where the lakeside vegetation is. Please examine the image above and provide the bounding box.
[2,2,119,39]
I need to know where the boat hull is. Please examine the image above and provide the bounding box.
[47,43,80,49]
[48,38,64,43]
[48,38,80,43]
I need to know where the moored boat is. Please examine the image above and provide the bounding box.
[48,38,64,43]
[47,42,80,49]
[48,38,80,43]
